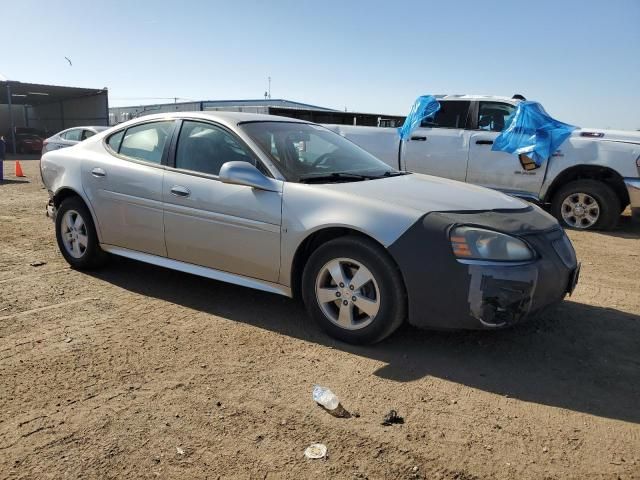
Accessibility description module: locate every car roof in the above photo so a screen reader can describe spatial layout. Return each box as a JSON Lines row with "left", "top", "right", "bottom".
{"left": 112, "top": 111, "right": 310, "bottom": 130}
{"left": 436, "top": 94, "right": 519, "bottom": 104}
{"left": 61, "top": 126, "right": 109, "bottom": 131}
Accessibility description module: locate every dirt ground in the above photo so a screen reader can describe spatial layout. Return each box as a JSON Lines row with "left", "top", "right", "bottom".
{"left": 1, "top": 160, "right": 639, "bottom": 479}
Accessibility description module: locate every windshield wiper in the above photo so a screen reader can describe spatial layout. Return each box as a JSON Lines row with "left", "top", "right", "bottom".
{"left": 298, "top": 172, "right": 376, "bottom": 183}
{"left": 298, "top": 170, "right": 410, "bottom": 184}
{"left": 381, "top": 170, "right": 410, "bottom": 177}
{"left": 298, "top": 170, "right": 410, "bottom": 183}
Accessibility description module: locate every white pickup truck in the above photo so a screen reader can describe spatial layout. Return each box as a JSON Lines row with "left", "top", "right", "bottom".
{"left": 326, "top": 95, "right": 640, "bottom": 230}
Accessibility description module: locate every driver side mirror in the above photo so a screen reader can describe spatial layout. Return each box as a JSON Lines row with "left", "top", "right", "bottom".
{"left": 218, "top": 161, "right": 280, "bottom": 192}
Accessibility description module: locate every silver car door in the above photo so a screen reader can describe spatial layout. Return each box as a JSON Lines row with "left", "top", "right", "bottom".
{"left": 82, "top": 120, "right": 176, "bottom": 256}
{"left": 401, "top": 100, "right": 472, "bottom": 182}
{"left": 162, "top": 120, "right": 282, "bottom": 282}
{"left": 467, "top": 101, "right": 545, "bottom": 197}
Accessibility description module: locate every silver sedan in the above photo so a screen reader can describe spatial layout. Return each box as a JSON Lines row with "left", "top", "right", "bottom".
{"left": 42, "top": 126, "right": 109, "bottom": 155}
{"left": 40, "top": 112, "right": 579, "bottom": 344}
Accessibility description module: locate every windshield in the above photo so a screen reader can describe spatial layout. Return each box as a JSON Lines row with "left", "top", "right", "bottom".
{"left": 240, "top": 121, "right": 398, "bottom": 182}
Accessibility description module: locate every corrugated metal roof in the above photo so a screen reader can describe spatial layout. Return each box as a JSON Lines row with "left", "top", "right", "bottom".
{"left": 112, "top": 98, "right": 339, "bottom": 112}
{"left": 203, "top": 99, "right": 338, "bottom": 111}
{"left": 0, "top": 80, "right": 107, "bottom": 106}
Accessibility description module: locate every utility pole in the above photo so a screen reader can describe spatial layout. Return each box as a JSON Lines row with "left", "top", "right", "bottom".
{"left": 268, "top": 76, "right": 271, "bottom": 100}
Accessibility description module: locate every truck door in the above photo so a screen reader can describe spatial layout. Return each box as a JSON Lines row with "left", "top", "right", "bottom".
{"left": 401, "top": 100, "right": 471, "bottom": 182}
{"left": 467, "top": 101, "right": 546, "bottom": 198}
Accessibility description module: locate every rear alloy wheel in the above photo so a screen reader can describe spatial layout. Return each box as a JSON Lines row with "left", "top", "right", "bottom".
{"left": 552, "top": 179, "right": 620, "bottom": 231}
{"left": 302, "top": 236, "right": 406, "bottom": 344}
{"left": 60, "top": 209, "right": 90, "bottom": 259}
{"left": 55, "top": 196, "right": 108, "bottom": 269}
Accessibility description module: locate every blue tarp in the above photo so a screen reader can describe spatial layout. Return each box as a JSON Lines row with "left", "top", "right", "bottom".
{"left": 492, "top": 101, "right": 576, "bottom": 167}
{"left": 398, "top": 95, "right": 440, "bottom": 141}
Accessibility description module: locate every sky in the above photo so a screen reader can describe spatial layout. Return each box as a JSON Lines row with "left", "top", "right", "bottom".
{"left": 3, "top": 0, "right": 640, "bottom": 129}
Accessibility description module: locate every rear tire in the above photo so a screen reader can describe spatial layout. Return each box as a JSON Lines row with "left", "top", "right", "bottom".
{"left": 551, "top": 179, "right": 620, "bottom": 231}
{"left": 55, "top": 196, "right": 108, "bottom": 269}
{"left": 302, "top": 236, "right": 406, "bottom": 344}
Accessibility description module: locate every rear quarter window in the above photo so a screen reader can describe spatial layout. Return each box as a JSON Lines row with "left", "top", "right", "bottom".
{"left": 106, "top": 130, "right": 124, "bottom": 152}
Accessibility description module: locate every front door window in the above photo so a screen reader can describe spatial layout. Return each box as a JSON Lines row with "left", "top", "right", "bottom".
{"left": 477, "top": 102, "right": 516, "bottom": 132}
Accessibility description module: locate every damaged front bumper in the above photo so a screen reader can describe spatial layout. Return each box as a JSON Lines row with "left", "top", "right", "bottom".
{"left": 389, "top": 207, "right": 579, "bottom": 330}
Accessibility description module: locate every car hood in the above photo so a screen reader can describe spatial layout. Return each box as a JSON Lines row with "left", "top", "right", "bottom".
{"left": 320, "top": 173, "right": 527, "bottom": 214}
{"left": 574, "top": 128, "right": 640, "bottom": 145}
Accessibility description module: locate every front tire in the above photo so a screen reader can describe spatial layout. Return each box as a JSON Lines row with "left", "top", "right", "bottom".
{"left": 302, "top": 236, "right": 406, "bottom": 344}
{"left": 551, "top": 179, "right": 620, "bottom": 230}
{"left": 55, "top": 197, "right": 108, "bottom": 269}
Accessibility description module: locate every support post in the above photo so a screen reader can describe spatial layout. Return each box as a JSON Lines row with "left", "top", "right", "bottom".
{"left": 7, "top": 83, "right": 17, "bottom": 155}
{"left": 59, "top": 101, "right": 65, "bottom": 130}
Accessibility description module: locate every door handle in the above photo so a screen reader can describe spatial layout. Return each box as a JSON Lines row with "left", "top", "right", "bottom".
{"left": 475, "top": 140, "right": 494, "bottom": 145}
{"left": 170, "top": 185, "right": 191, "bottom": 197}
{"left": 91, "top": 167, "right": 106, "bottom": 177}
{"left": 411, "top": 135, "right": 427, "bottom": 141}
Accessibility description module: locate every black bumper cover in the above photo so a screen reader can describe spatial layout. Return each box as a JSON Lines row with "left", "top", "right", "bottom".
{"left": 388, "top": 207, "right": 578, "bottom": 329}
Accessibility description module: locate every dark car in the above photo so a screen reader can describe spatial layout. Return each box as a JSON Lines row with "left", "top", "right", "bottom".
{"left": 5, "top": 127, "right": 45, "bottom": 154}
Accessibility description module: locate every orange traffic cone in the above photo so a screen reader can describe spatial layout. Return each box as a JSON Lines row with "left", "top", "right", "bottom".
{"left": 15, "top": 161, "right": 25, "bottom": 178}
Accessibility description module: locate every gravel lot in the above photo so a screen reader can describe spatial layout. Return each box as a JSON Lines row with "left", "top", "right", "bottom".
{"left": 1, "top": 160, "right": 639, "bottom": 479}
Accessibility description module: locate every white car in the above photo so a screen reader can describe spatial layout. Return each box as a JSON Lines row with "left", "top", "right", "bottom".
{"left": 42, "top": 126, "right": 109, "bottom": 155}
{"left": 328, "top": 95, "right": 640, "bottom": 230}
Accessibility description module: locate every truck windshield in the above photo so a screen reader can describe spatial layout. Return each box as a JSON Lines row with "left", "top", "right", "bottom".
{"left": 240, "top": 121, "right": 397, "bottom": 182}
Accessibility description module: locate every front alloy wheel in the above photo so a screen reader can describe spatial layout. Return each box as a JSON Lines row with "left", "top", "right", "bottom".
{"left": 315, "top": 257, "right": 380, "bottom": 330}
{"left": 552, "top": 179, "right": 620, "bottom": 231}
{"left": 302, "top": 236, "right": 406, "bottom": 344}
{"left": 560, "top": 192, "right": 600, "bottom": 229}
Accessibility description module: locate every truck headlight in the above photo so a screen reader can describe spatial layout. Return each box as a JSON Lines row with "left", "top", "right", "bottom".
{"left": 450, "top": 226, "right": 534, "bottom": 261}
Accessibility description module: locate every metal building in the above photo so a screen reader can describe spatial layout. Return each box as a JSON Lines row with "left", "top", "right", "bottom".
{"left": 109, "top": 99, "right": 404, "bottom": 128}
{"left": 1, "top": 80, "right": 109, "bottom": 153}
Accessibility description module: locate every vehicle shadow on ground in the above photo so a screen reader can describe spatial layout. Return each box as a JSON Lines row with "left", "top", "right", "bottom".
{"left": 595, "top": 214, "right": 640, "bottom": 239}
{"left": 92, "top": 257, "right": 640, "bottom": 424}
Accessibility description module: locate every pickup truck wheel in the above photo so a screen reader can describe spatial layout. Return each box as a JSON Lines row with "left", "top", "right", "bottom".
{"left": 552, "top": 179, "right": 620, "bottom": 230}
{"left": 55, "top": 197, "right": 108, "bottom": 269}
{"left": 302, "top": 236, "right": 406, "bottom": 345}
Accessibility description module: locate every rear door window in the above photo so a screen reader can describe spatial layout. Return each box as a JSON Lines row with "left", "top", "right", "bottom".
{"left": 62, "top": 129, "right": 82, "bottom": 141}
{"left": 119, "top": 121, "right": 174, "bottom": 164}
{"left": 421, "top": 101, "right": 471, "bottom": 129}
{"left": 477, "top": 102, "right": 516, "bottom": 132}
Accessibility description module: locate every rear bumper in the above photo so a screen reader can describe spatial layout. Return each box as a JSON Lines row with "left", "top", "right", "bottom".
{"left": 388, "top": 208, "right": 578, "bottom": 330}
{"left": 624, "top": 177, "right": 640, "bottom": 209}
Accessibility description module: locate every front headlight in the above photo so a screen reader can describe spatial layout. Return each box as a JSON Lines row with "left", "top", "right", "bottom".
{"left": 450, "top": 226, "right": 534, "bottom": 261}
